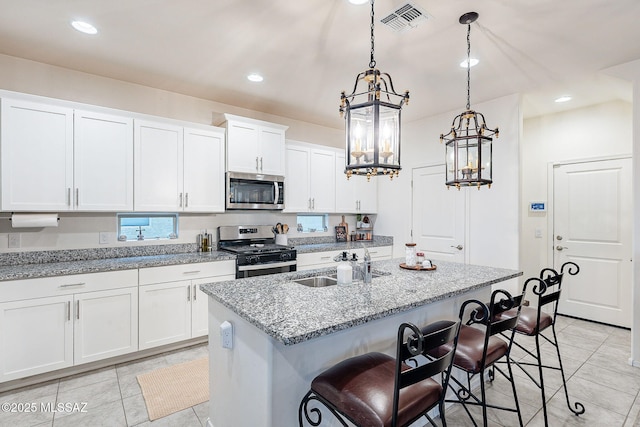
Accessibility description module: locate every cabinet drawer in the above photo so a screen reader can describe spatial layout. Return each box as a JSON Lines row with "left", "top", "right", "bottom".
{"left": 139, "top": 260, "right": 235, "bottom": 285}
{"left": 297, "top": 252, "right": 337, "bottom": 270}
{"left": 0, "top": 269, "right": 138, "bottom": 303}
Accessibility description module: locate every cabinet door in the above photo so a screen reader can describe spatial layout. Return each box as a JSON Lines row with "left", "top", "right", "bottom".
{"left": 73, "top": 287, "right": 138, "bottom": 365}
{"left": 139, "top": 281, "right": 191, "bottom": 350}
{"left": 134, "top": 120, "right": 184, "bottom": 211}
{"left": 335, "top": 153, "right": 358, "bottom": 213}
{"left": 191, "top": 275, "right": 233, "bottom": 338}
{"left": 74, "top": 110, "right": 134, "bottom": 211}
{"left": 259, "top": 127, "right": 285, "bottom": 175}
{"left": 226, "top": 121, "right": 259, "bottom": 173}
{"left": 354, "top": 176, "right": 378, "bottom": 213}
{"left": 183, "top": 127, "right": 225, "bottom": 212}
{"left": 310, "top": 149, "right": 335, "bottom": 212}
{"left": 0, "top": 295, "right": 73, "bottom": 382}
{"left": 284, "top": 145, "right": 311, "bottom": 212}
{"left": 1, "top": 98, "right": 73, "bottom": 211}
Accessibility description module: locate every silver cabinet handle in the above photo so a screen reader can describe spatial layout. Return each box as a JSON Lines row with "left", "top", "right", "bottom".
{"left": 183, "top": 270, "right": 201, "bottom": 275}
{"left": 76, "top": 300, "right": 80, "bottom": 320}
{"left": 185, "top": 192, "right": 189, "bottom": 208}
{"left": 256, "top": 157, "right": 259, "bottom": 172}
{"left": 450, "top": 245, "right": 463, "bottom": 251}
{"left": 312, "top": 198, "right": 315, "bottom": 209}
{"left": 59, "top": 282, "right": 86, "bottom": 288}
{"left": 193, "top": 284, "right": 197, "bottom": 301}
{"left": 179, "top": 192, "right": 183, "bottom": 207}
{"left": 260, "top": 157, "right": 263, "bottom": 172}
{"left": 66, "top": 301, "right": 71, "bottom": 321}
{"left": 308, "top": 198, "right": 311, "bottom": 210}
{"left": 187, "top": 286, "right": 191, "bottom": 301}
{"left": 75, "top": 188, "right": 79, "bottom": 207}
{"left": 67, "top": 188, "right": 71, "bottom": 206}
{"left": 320, "top": 256, "right": 332, "bottom": 260}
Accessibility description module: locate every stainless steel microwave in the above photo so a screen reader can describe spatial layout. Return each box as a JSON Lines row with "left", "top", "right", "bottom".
{"left": 226, "top": 172, "right": 285, "bottom": 210}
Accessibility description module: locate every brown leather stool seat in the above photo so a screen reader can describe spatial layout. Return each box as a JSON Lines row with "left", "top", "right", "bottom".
{"left": 430, "top": 325, "right": 508, "bottom": 373}
{"left": 311, "top": 352, "right": 441, "bottom": 427}
{"left": 496, "top": 307, "right": 552, "bottom": 336}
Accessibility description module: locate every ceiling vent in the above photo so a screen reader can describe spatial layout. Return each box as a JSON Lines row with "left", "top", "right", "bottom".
{"left": 380, "top": 2, "right": 430, "bottom": 33}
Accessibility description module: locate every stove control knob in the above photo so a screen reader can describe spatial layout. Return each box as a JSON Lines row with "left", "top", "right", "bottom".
{"left": 280, "top": 252, "right": 291, "bottom": 261}
{"left": 247, "top": 255, "right": 259, "bottom": 265}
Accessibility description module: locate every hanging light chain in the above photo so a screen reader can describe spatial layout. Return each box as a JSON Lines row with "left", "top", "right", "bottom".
{"left": 369, "top": 0, "right": 376, "bottom": 68}
{"left": 466, "top": 22, "right": 471, "bottom": 110}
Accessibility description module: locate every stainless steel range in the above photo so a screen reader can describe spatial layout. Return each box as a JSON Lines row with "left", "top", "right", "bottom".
{"left": 218, "top": 225, "right": 297, "bottom": 279}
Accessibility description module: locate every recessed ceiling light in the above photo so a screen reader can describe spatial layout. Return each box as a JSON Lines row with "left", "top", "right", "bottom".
{"left": 71, "top": 20, "right": 98, "bottom": 35}
{"left": 459, "top": 58, "right": 479, "bottom": 68}
{"left": 555, "top": 95, "right": 572, "bottom": 103}
{"left": 348, "top": 0, "right": 369, "bottom": 4}
{"left": 247, "top": 73, "right": 264, "bottom": 82}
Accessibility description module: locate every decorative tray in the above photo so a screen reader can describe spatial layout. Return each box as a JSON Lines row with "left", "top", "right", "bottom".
{"left": 399, "top": 263, "right": 437, "bottom": 271}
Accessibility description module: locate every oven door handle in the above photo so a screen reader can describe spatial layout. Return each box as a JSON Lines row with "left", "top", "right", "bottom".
{"left": 274, "top": 181, "right": 279, "bottom": 205}
{"left": 238, "top": 260, "right": 297, "bottom": 271}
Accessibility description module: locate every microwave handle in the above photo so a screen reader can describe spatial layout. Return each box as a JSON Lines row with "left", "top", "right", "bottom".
{"left": 274, "top": 181, "right": 280, "bottom": 205}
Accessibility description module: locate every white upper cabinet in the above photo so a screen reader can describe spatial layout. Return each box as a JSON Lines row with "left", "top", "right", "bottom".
{"left": 134, "top": 120, "right": 184, "bottom": 212}
{"left": 183, "top": 127, "right": 225, "bottom": 212}
{"left": 224, "top": 114, "right": 287, "bottom": 175}
{"left": 284, "top": 142, "right": 335, "bottom": 213}
{"left": 335, "top": 153, "right": 378, "bottom": 213}
{"left": 135, "top": 120, "right": 226, "bottom": 213}
{"left": 74, "top": 110, "right": 134, "bottom": 211}
{"left": 1, "top": 98, "right": 74, "bottom": 211}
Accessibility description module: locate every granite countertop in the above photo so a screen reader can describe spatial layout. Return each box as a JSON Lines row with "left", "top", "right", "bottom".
{"left": 0, "top": 251, "right": 235, "bottom": 282}
{"left": 200, "top": 258, "right": 522, "bottom": 346}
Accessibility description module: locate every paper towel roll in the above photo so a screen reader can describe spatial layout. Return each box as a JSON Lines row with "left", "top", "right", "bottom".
{"left": 11, "top": 213, "right": 59, "bottom": 228}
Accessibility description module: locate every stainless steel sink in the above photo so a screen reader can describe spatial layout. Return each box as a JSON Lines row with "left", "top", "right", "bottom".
{"left": 327, "top": 272, "right": 385, "bottom": 280}
{"left": 293, "top": 276, "right": 338, "bottom": 287}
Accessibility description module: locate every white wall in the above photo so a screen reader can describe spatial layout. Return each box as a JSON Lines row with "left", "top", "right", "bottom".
{"left": 375, "top": 93, "right": 521, "bottom": 285}
{"left": 520, "top": 101, "right": 632, "bottom": 281}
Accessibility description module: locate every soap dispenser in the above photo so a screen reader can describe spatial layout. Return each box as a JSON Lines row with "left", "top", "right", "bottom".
{"left": 336, "top": 251, "right": 353, "bottom": 286}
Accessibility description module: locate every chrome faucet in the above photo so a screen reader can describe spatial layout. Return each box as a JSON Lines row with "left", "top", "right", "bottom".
{"left": 362, "top": 248, "right": 372, "bottom": 284}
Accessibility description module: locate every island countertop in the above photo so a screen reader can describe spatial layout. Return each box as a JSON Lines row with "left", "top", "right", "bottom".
{"left": 200, "top": 258, "right": 522, "bottom": 345}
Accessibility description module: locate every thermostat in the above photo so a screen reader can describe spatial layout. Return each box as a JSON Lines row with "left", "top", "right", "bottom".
{"left": 529, "top": 201, "right": 546, "bottom": 212}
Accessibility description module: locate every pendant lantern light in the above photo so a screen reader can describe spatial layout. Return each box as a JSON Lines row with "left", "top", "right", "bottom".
{"left": 441, "top": 12, "right": 498, "bottom": 189}
{"left": 340, "top": 0, "right": 410, "bottom": 181}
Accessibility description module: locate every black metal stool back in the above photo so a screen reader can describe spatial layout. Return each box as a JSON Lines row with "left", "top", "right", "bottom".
{"left": 441, "top": 289, "right": 526, "bottom": 427}
{"left": 506, "top": 262, "right": 585, "bottom": 426}
{"left": 298, "top": 315, "right": 466, "bottom": 427}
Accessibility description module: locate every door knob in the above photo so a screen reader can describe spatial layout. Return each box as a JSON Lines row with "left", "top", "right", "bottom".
{"left": 451, "top": 245, "right": 463, "bottom": 251}
{"left": 556, "top": 235, "right": 563, "bottom": 241}
{"left": 556, "top": 245, "right": 568, "bottom": 251}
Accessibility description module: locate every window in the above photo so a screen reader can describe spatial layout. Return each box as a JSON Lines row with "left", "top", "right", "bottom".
{"left": 296, "top": 214, "right": 328, "bottom": 233}
{"left": 117, "top": 213, "right": 178, "bottom": 241}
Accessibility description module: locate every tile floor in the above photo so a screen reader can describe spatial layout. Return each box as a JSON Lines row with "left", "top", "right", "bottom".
{"left": 0, "top": 315, "right": 638, "bottom": 426}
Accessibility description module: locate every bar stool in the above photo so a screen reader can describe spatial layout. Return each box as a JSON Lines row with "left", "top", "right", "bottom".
{"left": 429, "top": 289, "right": 525, "bottom": 427}
{"left": 497, "top": 262, "right": 585, "bottom": 426}
{"left": 297, "top": 303, "right": 481, "bottom": 427}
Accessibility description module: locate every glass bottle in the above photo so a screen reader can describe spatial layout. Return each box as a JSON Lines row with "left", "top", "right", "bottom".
{"left": 405, "top": 243, "right": 417, "bottom": 266}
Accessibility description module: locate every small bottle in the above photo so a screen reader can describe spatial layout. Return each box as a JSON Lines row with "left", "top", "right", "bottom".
{"left": 405, "top": 243, "right": 417, "bottom": 266}
{"left": 350, "top": 253, "right": 360, "bottom": 284}
{"left": 337, "top": 252, "right": 352, "bottom": 286}
{"left": 416, "top": 252, "right": 425, "bottom": 265}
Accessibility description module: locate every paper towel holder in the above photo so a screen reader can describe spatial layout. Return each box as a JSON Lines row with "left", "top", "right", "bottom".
{"left": 9, "top": 213, "right": 60, "bottom": 228}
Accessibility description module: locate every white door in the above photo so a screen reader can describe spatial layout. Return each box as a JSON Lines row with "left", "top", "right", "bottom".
{"left": 226, "top": 121, "right": 259, "bottom": 173}
{"left": 183, "top": 127, "right": 225, "bottom": 212}
{"left": 412, "top": 165, "right": 466, "bottom": 263}
{"left": 0, "top": 295, "right": 73, "bottom": 381}
{"left": 310, "top": 148, "right": 335, "bottom": 212}
{"left": 74, "top": 110, "right": 134, "bottom": 211}
{"left": 553, "top": 158, "right": 632, "bottom": 327}
{"left": 134, "top": 120, "right": 184, "bottom": 211}
{"left": 353, "top": 176, "right": 378, "bottom": 214}
{"left": 259, "top": 127, "right": 286, "bottom": 175}
{"left": 74, "top": 287, "right": 138, "bottom": 365}
{"left": 0, "top": 98, "right": 74, "bottom": 211}
{"left": 335, "top": 153, "right": 358, "bottom": 213}
{"left": 139, "top": 281, "right": 191, "bottom": 350}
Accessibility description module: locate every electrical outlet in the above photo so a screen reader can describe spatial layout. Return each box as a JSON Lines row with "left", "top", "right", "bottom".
{"left": 220, "top": 321, "right": 233, "bottom": 349}
{"left": 99, "top": 232, "right": 109, "bottom": 244}
{"left": 8, "top": 233, "right": 20, "bottom": 248}
{"left": 534, "top": 228, "right": 543, "bottom": 238}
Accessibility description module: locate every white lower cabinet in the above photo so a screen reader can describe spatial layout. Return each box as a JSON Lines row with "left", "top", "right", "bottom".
{"left": 297, "top": 246, "right": 392, "bottom": 271}
{"left": 138, "top": 261, "right": 235, "bottom": 350}
{"left": 0, "top": 270, "right": 138, "bottom": 382}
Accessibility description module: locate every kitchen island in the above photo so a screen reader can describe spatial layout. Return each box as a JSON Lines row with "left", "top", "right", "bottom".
{"left": 200, "top": 258, "right": 522, "bottom": 427}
